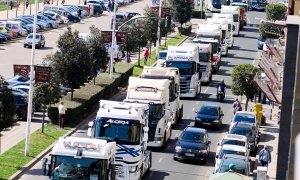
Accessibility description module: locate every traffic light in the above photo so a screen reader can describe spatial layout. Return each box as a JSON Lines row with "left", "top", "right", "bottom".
{"left": 165, "top": 16, "right": 171, "bottom": 28}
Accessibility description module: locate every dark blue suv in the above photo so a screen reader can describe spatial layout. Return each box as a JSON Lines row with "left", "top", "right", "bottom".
{"left": 195, "top": 104, "right": 224, "bottom": 129}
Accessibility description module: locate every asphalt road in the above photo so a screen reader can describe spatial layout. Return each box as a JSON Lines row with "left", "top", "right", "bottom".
{"left": 18, "top": 9, "right": 265, "bottom": 180}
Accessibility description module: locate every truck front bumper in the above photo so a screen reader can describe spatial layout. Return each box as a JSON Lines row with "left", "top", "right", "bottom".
{"left": 180, "top": 89, "right": 197, "bottom": 98}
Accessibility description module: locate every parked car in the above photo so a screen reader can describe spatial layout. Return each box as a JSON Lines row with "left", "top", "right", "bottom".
{"left": 43, "top": 11, "right": 68, "bottom": 24}
{"left": 229, "top": 122, "right": 259, "bottom": 153}
{"left": 215, "top": 154, "right": 251, "bottom": 176}
{"left": 231, "top": 111, "right": 259, "bottom": 140}
{"left": 0, "top": 25, "right": 15, "bottom": 38}
{"left": 195, "top": 104, "right": 224, "bottom": 129}
{"left": 127, "top": 12, "right": 141, "bottom": 19}
{"left": 12, "top": 91, "right": 28, "bottom": 121}
{"left": 251, "top": 0, "right": 267, "bottom": 11}
{"left": 5, "top": 75, "right": 29, "bottom": 85}
{"left": 20, "top": 17, "right": 45, "bottom": 30}
{"left": 24, "top": 33, "right": 46, "bottom": 49}
{"left": 258, "top": 36, "right": 267, "bottom": 50}
{"left": 87, "top": 0, "right": 104, "bottom": 15}
{"left": 0, "top": 32, "right": 12, "bottom": 40}
{"left": 174, "top": 127, "right": 211, "bottom": 163}
{"left": 156, "top": 50, "right": 168, "bottom": 67}
{"left": 214, "top": 144, "right": 249, "bottom": 172}
{"left": 37, "top": 14, "right": 59, "bottom": 28}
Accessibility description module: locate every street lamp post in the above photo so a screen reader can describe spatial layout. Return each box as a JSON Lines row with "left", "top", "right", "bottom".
{"left": 25, "top": 0, "right": 38, "bottom": 157}
{"left": 155, "top": 0, "right": 163, "bottom": 57}
{"left": 110, "top": 1, "right": 118, "bottom": 79}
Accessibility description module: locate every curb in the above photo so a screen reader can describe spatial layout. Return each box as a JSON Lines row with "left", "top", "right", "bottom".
{"left": 9, "top": 118, "right": 91, "bottom": 180}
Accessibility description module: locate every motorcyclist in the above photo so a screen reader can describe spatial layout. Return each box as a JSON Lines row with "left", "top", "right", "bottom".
{"left": 217, "top": 80, "right": 227, "bottom": 95}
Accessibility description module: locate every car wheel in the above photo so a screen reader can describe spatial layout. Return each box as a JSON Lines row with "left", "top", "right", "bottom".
{"left": 42, "top": 42, "right": 45, "bottom": 48}
{"left": 217, "top": 121, "right": 222, "bottom": 130}
{"left": 173, "top": 156, "right": 178, "bottom": 161}
{"left": 13, "top": 113, "right": 20, "bottom": 123}
{"left": 73, "top": 19, "right": 78, "bottom": 23}
{"left": 36, "top": 44, "right": 41, "bottom": 49}
{"left": 24, "top": 44, "right": 26, "bottom": 48}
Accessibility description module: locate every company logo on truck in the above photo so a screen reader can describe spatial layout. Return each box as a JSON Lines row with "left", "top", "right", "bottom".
{"left": 107, "top": 119, "right": 130, "bottom": 125}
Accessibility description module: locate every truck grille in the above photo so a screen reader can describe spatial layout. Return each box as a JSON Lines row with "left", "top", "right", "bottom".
{"left": 114, "top": 165, "right": 125, "bottom": 178}
{"left": 199, "top": 65, "right": 207, "bottom": 72}
{"left": 148, "top": 121, "right": 158, "bottom": 141}
{"left": 180, "top": 80, "right": 191, "bottom": 94}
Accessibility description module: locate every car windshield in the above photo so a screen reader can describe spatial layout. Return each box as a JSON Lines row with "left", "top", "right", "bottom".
{"left": 199, "top": 106, "right": 218, "bottom": 116}
{"left": 199, "top": 52, "right": 210, "bottom": 62}
{"left": 219, "top": 149, "right": 246, "bottom": 159}
{"left": 51, "top": 155, "right": 108, "bottom": 179}
{"left": 166, "top": 61, "right": 195, "bottom": 75}
{"left": 219, "top": 158, "right": 247, "bottom": 175}
{"left": 234, "top": 114, "right": 255, "bottom": 123}
{"left": 180, "top": 131, "right": 205, "bottom": 143}
{"left": 158, "top": 52, "right": 167, "bottom": 60}
{"left": 222, "top": 139, "right": 245, "bottom": 147}
{"left": 94, "top": 118, "right": 141, "bottom": 145}
{"left": 27, "top": 34, "right": 40, "bottom": 39}
{"left": 230, "top": 127, "right": 253, "bottom": 137}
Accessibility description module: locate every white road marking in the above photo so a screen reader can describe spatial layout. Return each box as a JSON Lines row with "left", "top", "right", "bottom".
{"left": 158, "top": 158, "right": 163, "bottom": 163}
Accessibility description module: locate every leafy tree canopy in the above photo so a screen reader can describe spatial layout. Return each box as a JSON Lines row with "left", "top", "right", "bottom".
{"left": 266, "top": 3, "right": 287, "bottom": 21}
{"left": 170, "top": 0, "right": 192, "bottom": 26}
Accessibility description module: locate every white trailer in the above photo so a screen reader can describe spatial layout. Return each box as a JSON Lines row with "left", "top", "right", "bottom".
{"left": 125, "top": 77, "right": 172, "bottom": 148}
{"left": 206, "top": 18, "right": 229, "bottom": 55}
{"left": 87, "top": 100, "right": 151, "bottom": 180}
{"left": 165, "top": 46, "right": 201, "bottom": 98}
{"left": 221, "top": 5, "right": 240, "bottom": 36}
{"left": 45, "top": 136, "right": 116, "bottom": 180}
{"left": 141, "top": 66, "right": 183, "bottom": 125}
{"left": 212, "top": 13, "right": 235, "bottom": 48}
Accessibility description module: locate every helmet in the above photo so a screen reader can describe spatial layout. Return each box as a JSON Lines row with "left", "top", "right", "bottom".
{"left": 221, "top": 79, "right": 224, "bottom": 83}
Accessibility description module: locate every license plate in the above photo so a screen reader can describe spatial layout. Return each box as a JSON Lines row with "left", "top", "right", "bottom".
{"left": 185, "top": 153, "right": 194, "bottom": 157}
{"left": 203, "top": 122, "right": 211, "bottom": 125}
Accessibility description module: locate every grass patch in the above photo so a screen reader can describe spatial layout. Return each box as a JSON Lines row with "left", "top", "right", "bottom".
{"left": 0, "top": 124, "right": 69, "bottom": 179}
{"left": 132, "top": 34, "right": 187, "bottom": 77}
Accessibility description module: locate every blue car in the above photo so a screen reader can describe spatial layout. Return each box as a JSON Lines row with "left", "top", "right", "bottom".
{"left": 87, "top": 0, "right": 104, "bottom": 15}
{"left": 194, "top": 104, "right": 224, "bottom": 129}
{"left": 37, "top": 14, "right": 58, "bottom": 28}
{"left": 17, "top": 17, "right": 41, "bottom": 31}
{"left": 174, "top": 127, "right": 211, "bottom": 162}
{"left": 5, "top": 75, "right": 29, "bottom": 85}
{"left": 66, "top": 12, "right": 80, "bottom": 23}
{"left": 0, "top": 32, "right": 12, "bottom": 40}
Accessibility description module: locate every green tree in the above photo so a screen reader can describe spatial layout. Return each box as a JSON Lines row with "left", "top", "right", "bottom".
{"left": 0, "top": 75, "right": 16, "bottom": 132}
{"left": 170, "top": 0, "right": 192, "bottom": 28}
{"left": 51, "top": 27, "right": 92, "bottom": 100}
{"left": 88, "top": 25, "right": 108, "bottom": 85}
{"left": 259, "top": 21, "right": 284, "bottom": 38}
{"left": 266, "top": 3, "right": 287, "bottom": 21}
{"left": 231, "top": 64, "right": 258, "bottom": 110}
{"left": 33, "top": 83, "right": 61, "bottom": 133}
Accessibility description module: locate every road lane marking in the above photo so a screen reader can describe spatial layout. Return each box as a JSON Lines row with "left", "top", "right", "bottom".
{"left": 158, "top": 158, "right": 163, "bottom": 163}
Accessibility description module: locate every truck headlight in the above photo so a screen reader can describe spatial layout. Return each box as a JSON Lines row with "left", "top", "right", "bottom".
{"left": 129, "top": 165, "right": 138, "bottom": 173}
{"left": 175, "top": 146, "right": 182, "bottom": 152}
{"left": 199, "top": 149, "right": 207, "bottom": 154}
{"left": 154, "top": 137, "right": 163, "bottom": 141}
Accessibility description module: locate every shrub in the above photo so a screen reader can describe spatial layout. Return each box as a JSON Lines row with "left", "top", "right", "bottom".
{"left": 178, "top": 23, "right": 192, "bottom": 36}
{"left": 259, "top": 21, "right": 284, "bottom": 38}
{"left": 266, "top": 3, "right": 287, "bottom": 21}
{"left": 47, "top": 62, "right": 133, "bottom": 125}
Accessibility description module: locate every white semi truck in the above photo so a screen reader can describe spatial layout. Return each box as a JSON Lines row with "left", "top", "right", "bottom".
{"left": 165, "top": 46, "right": 201, "bottom": 98}
{"left": 87, "top": 100, "right": 151, "bottom": 180}
{"left": 212, "top": 13, "right": 235, "bottom": 48}
{"left": 205, "top": 0, "right": 228, "bottom": 12}
{"left": 193, "top": 37, "right": 221, "bottom": 73}
{"left": 197, "top": 23, "right": 228, "bottom": 56}
{"left": 141, "top": 66, "right": 183, "bottom": 125}
{"left": 221, "top": 5, "right": 241, "bottom": 36}
{"left": 196, "top": 44, "right": 213, "bottom": 85}
{"left": 125, "top": 77, "right": 172, "bottom": 148}
{"left": 45, "top": 136, "right": 116, "bottom": 180}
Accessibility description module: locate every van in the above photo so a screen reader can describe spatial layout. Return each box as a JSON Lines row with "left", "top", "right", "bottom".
{"left": 7, "top": 20, "right": 22, "bottom": 36}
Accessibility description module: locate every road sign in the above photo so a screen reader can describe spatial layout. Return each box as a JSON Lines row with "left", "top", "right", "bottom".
{"left": 151, "top": 7, "right": 171, "bottom": 18}
{"left": 34, "top": 66, "right": 51, "bottom": 83}
{"left": 13, "top": 64, "right": 30, "bottom": 79}
{"left": 102, "top": 31, "right": 127, "bottom": 44}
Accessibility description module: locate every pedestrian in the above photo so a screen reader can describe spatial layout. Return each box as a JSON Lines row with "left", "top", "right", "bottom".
{"left": 108, "top": 0, "right": 112, "bottom": 12}
{"left": 26, "top": 0, "right": 29, "bottom": 9}
{"left": 58, "top": 101, "right": 67, "bottom": 129}
{"left": 233, "top": 98, "right": 242, "bottom": 114}
{"left": 10, "top": 1, "right": 13, "bottom": 10}
{"left": 61, "top": 0, "right": 65, "bottom": 5}
{"left": 87, "top": 5, "right": 91, "bottom": 16}
{"left": 111, "top": 0, "right": 114, "bottom": 11}
{"left": 259, "top": 145, "right": 271, "bottom": 167}
{"left": 84, "top": 0, "right": 86, "bottom": 5}
{"left": 143, "top": 47, "right": 149, "bottom": 65}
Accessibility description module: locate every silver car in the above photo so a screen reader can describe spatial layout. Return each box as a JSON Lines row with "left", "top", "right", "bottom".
{"left": 24, "top": 33, "right": 46, "bottom": 49}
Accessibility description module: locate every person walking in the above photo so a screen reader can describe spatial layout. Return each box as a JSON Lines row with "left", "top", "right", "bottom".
{"left": 108, "top": 0, "right": 112, "bottom": 12}
{"left": 61, "top": 0, "right": 65, "bottom": 5}
{"left": 143, "top": 47, "right": 149, "bottom": 65}
{"left": 10, "top": 1, "right": 13, "bottom": 10}
{"left": 25, "top": 0, "right": 29, "bottom": 8}
{"left": 58, "top": 101, "right": 67, "bottom": 129}
{"left": 233, "top": 98, "right": 242, "bottom": 114}
{"left": 259, "top": 145, "right": 271, "bottom": 167}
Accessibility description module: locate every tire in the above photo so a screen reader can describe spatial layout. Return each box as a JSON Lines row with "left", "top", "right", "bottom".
{"left": 217, "top": 121, "right": 222, "bottom": 130}
{"left": 194, "top": 121, "right": 199, "bottom": 127}
{"left": 36, "top": 44, "right": 41, "bottom": 49}
{"left": 42, "top": 43, "right": 45, "bottom": 48}
{"left": 73, "top": 19, "right": 78, "bottom": 23}
{"left": 24, "top": 44, "right": 26, "bottom": 48}
{"left": 173, "top": 157, "right": 178, "bottom": 161}
{"left": 13, "top": 114, "right": 20, "bottom": 123}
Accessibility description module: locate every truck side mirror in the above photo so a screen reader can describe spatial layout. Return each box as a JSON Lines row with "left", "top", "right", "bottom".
{"left": 143, "top": 127, "right": 149, "bottom": 133}
{"left": 87, "top": 128, "right": 92, "bottom": 137}
{"left": 143, "top": 133, "right": 148, "bottom": 142}
{"left": 88, "top": 121, "right": 94, "bottom": 127}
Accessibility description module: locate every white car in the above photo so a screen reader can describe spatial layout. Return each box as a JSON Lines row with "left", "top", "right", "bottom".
{"left": 156, "top": 50, "right": 168, "bottom": 67}
{"left": 214, "top": 144, "right": 249, "bottom": 172}
{"left": 216, "top": 134, "right": 249, "bottom": 160}
{"left": 44, "top": 11, "right": 69, "bottom": 24}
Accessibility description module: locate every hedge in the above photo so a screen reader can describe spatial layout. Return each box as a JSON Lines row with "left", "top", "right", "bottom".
{"left": 47, "top": 62, "right": 133, "bottom": 124}
{"left": 178, "top": 23, "right": 193, "bottom": 36}
{"left": 192, "top": 10, "right": 205, "bottom": 19}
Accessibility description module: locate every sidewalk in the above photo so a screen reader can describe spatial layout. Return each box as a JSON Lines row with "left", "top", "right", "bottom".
{"left": 241, "top": 100, "right": 279, "bottom": 180}
{"left": 0, "top": 0, "right": 79, "bottom": 20}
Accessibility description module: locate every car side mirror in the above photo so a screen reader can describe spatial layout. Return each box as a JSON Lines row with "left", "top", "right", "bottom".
{"left": 207, "top": 140, "right": 211, "bottom": 145}
{"left": 87, "top": 128, "right": 92, "bottom": 137}
{"left": 215, "top": 155, "right": 219, "bottom": 159}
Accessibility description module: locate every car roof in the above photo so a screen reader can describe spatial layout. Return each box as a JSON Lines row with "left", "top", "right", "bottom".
{"left": 200, "top": 104, "right": 220, "bottom": 108}
{"left": 235, "top": 111, "right": 255, "bottom": 116}
{"left": 223, "top": 154, "right": 247, "bottom": 161}
{"left": 159, "top": 50, "right": 168, "bottom": 53}
{"left": 116, "top": 12, "right": 128, "bottom": 16}
{"left": 221, "top": 144, "right": 247, "bottom": 152}
{"left": 184, "top": 127, "right": 207, "bottom": 134}
{"left": 223, "top": 134, "right": 247, "bottom": 141}
{"left": 232, "top": 122, "right": 254, "bottom": 129}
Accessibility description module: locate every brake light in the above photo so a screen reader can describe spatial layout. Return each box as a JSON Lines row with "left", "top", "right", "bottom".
{"left": 212, "top": 56, "right": 219, "bottom": 62}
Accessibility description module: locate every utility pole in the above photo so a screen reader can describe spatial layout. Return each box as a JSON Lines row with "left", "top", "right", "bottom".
{"left": 155, "top": 0, "right": 163, "bottom": 57}
{"left": 25, "top": 0, "right": 38, "bottom": 157}
{"left": 6, "top": 0, "right": 9, "bottom": 19}
{"left": 110, "top": 1, "right": 117, "bottom": 79}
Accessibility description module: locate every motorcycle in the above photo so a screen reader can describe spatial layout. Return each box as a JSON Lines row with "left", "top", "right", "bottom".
{"left": 217, "top": 86, "right": 225, "bottom": 102}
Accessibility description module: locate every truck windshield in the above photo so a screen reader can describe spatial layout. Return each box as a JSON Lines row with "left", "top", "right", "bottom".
{"left": 233, "top": 14, "right": 239, "bottom": 22}
{"left": 50, "top": 155, "right": 107, "bottom": 180}
{"left": 198, "top": 41, "right": 219, "bottom": 54}
{"left": 222, "top": 30, "right": 226, "bottom": 43}
{"left": 166, "top": 61, "right": 195, "bottom": 75}
{"left": 94, "top": 118, "right": 141, "bottom": 145}
{"left": 212, "top": 0, "right": 221, "bottom": 9}
{"left": 199, "top": 52, "right": 210, "bottom": 62}
{"left": 149, "top": 104, "right": 164, "bottom": 120}
{"left": 158, "top": 52, "right": 167, "bottom": 60}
